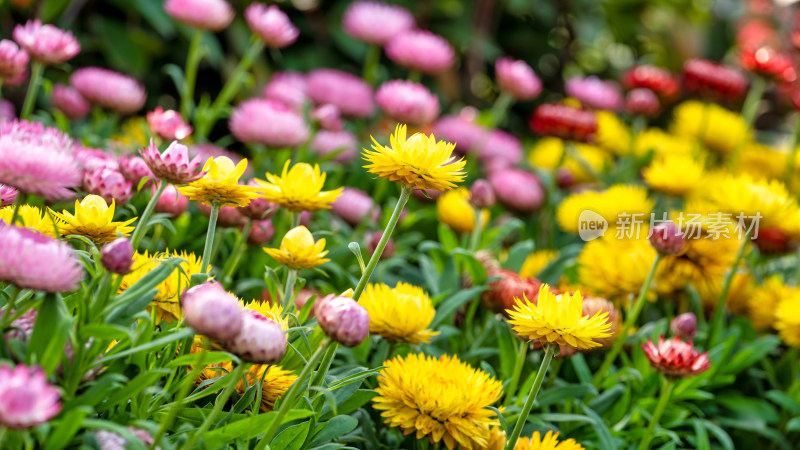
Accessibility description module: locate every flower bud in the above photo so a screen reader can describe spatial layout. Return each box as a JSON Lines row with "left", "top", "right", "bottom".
{"left": 155, "top": 184, "right": 189, "bottom": 218}
{"left": 625, "top": 88, "right": 660, "bottom": 117}
{"left": 556, "top": 168, "right": 576, "bottom": 189}
{"left": 225, "top": 309, "right": 287, "bottom": 364}
{"left": 469, "top": 179, "right": 495, "bottom": 209}
{"left": 366, "top": 231, "right": 395, "bottom": 259}
{"left": 101, "top": 238, "right": 134, "bottom": 274}
{"left": 247, "top": 219, "right": 275, "bottom": 246}
{"left": 0, "top": 184, "right": 18, "bottom": 207}
{"left": 315, "top": 295, "right": 370, "bottom": 347}
{"left": 241, "top": 179, "right": 276, "bottom": 220}
{"left": 332, "top": 187, "right": 379, "bottom": 226}
{"left": 488, "top": 168, "right": 545, "bottom": 213}
{"left": 670, "top": 312, "right": 698, "bottom": 340}
{"left": 182, "top": 282, "right": 243, "bottom": 341}
{"left": 649, "top": 221, "right": 686, "bottom": 255}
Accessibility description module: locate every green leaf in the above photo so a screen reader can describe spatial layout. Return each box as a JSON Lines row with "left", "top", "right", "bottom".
{"left": 28, "top": 295, "right": 71, "bottom": 375}
{"left": 570, "top": 353, "right": 592, "bottom": 384}
{"left": 452, "top": 248, "right": 487, "bottom": 286}
{"left": 272, "top": 420, "right": 311, "bottom": 450}
{"left": 103, "top": 368, "right": 170, "bottom": 407}
{"left": 786, "top": 417, "right": 800, "bottom": 432}
{"left": 766, "top": 390, "right": 800, "bottom": 415}
{"left": 328, "top": 367, "right": 385, "bottom": 390}
{"left": 323, "top": 389, "right": 377, "bottom": 419}
{"left": 112, "top": 257, "right": 182, "bottom": 305}
{"left": 537, "top": 384, "right": 596, "bottom": 407}
{"left": 495, "top": 322, "right": 516, "bottom": 380}
{"left": 65, "top": 374, "right": 128, "bottom": 411}
{"left": 79, "top": 324, "right": 129, "bottom": 342}
{"left": 201, "top": 409, "right": 314, "bottom": 448}
{"left": 580, "top": 404, "right": 615, "bottom": 450}
{"left": 167, "top": 351, "right": 232, "bottom": 369}
{"left": 691, "top": 419, "right": 711, "bottom": 450}
{"left": 431, "top": 286, "right": 486, "bottom": 328}
{"left": 309, "top": 416, "right": 358, "bottom": 446}
{"left": 44, "top": 406, "right": 92, "bottom": 450}
{"left": 438, "top": 223, "right": 459, "bottom": 252}
{"left": 97, "top": 328, "right": 195, "bottom": 366}
{"left": 502, "top": 239, "right": 535, "bottom": 272}
{"left": 721, "top": 335, "right": 781, "bottom": 375}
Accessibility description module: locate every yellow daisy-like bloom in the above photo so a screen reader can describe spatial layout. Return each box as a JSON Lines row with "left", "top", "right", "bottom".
{"left": 177, "top": 156, "right": 261, "bottom": 207}
{"left": 775, "top": 293, "right": 800, "bottom": 347}
{"left": 240, "top": 299, "right": 288, "bottom": 331}
{"left": 577, "top": 234, "right": 657, "bottom": 301}
{"left": 507, "top": 284, "right": 611, "bottom": 349}
{"left": 112, "top": 116, "right": 150, "bottom": 149}
{"left": 53, "top": 195, "right": 136, "bottom": 245}
{"left": 363, "top": 124, "right": 466, "bottom": 191}
{"left": 0, "top": 205, "right": 56, "bottom": 236}
{"left": 190, "top": 341, "right": 234, "bottom": 384}
{"left": 119, "top": 250, "right": 206, "bottom": 322}
{"left": 594, "top": 111, "right": 630, "bottom": 156}
{"left": 238, "top": 364, "right": 298, "bottom": 411}
{"left": 634, "top": 128, "right": 696, "bottom": 158}
{"left": 747, "top": 276, "right": 798, "bottom": 330}
{"left": 372, "top": 352, "right": 502, "bottom": 449}
{"left": 556, "top": 185, "right": 653, "bottom": 235}
{"left": 528, "top": 138, "right": 610, "bottom": 184}
{"left": 519, "top": 249, "right": 559, "bottom": 279}
{"left": 359, "top": 282, "right": 439, "bottom": 344}
{"left": 727, "top": 272, "right": 755, "bottom": 317}
{"left": 671, "top": 100, "right": 749, "bottom": 155}
{"left": 264, "top": 225, "right": 329, "bottom": 270}
{"left": 642, "top": 153, "right": 705, "bottom": 197}
{"left": 437, "top": 188, "right": 489, "bottom": 234}
{"left": 515, "top": 431, "right": 585, "bottom": 450}
{"left": 256, "top": 161, "right": 343, "bottom": 212}
{"left": 741, "top": 143, "right": 787, "bottom": 181}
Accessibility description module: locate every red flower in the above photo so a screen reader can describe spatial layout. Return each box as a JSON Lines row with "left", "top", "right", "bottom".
{"left": 529, "top": 103, "right": 597, "bottom": 143}
{"left": 682, "top": 59, "right": 748, "bottom": 101}
{"left": 740, "top": 45, "right": 797, "bottom": 84}
{"left": 642, "top": 336, "right": 710, "bottom": 378}
{"left": 622, "top": 65, "right": 680, "bottom": 99}
{"left": 482, "top": 270, "right": 551, "bottom": 315}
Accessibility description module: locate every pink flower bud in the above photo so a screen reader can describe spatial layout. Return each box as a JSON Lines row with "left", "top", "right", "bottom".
{"left": 164, "top": 0, "right": 234, "bottom": 31}
{"left": 245, "top": 4, "right": 299, "bottom": 49}
{"left": 241, "top": 179, "right": 276, "bottom": 220}
{"left": 556, "top": 168, "right": 576, "bottom": 189}
{"left": 0, "top": 363, "right": 62, "bottom": 429}
{"left": 0, "top": 100, "right": 14, "bottom": 123}
{"left": 565, "top": 76, "right": 623, "bottom": 111}
{"left": 625, "top": 88, "right": 660, "bottom": 117}
{"left": 12, "top": 20, "right": 79, "bottom": 64}
{"left": 488, "top": 168, "right": 544, "bottom": 213}
{"left": 0, "top": 184, "right": 18, "bottom": 207}
{"left": 385, "top": 30, "right": 455, "bottom": 75}
{"left": 331, "top": 187, "right": 379, "bottom": 226}
{"left": 51, "top": 84, "right": 90, "bottom": 120}
{"left": 0, "top": 39, "right": 29, "bottom": 78}
{"left": 225, "top": 309, "right": 286, "bottom": 363}
{"left": 315, "top": 295, "right": 369, "bottom": 347}
{"left": 117, "top": 155, "right": 154, "bottom": 188}
{"left": 229, "top": 98, "right": 310, "bottom": 148}
{"left": 83, "top": 167, "right": 133, "bottom": 205}
{"left": 299, "top": 210, "right": 312, "bottom": 227}
{"left": 649, "top": 221, "right": 686, "bottom": 255}
{"left": 469, "top": 179, "right": 495, "bottom": 209}
{"left": 375, "top": 79, "right": 440, "bottom": 126}
{"left": 495, "top": 57, "right": 542, "bottom": 101}
{"left": 263, "top": 71, "right": 308, "bottom": 111}
{"left": 154, "top": 184, "right": 189, "bottom": 218}
{"left": 146, "top": 107, "right": 192, "bottom": 141}
{"left": 294, "top": 287, "right": 319, "bottom": 314}
{"left": 182, "top": 282, "right": 243, "bottom": 341}
{"left": 101, "top": 238, "right": 134, "bottom": 274}
{"left": 366, "top": 231, "right": 395, "bottom": 259}
{"left": 310, "top": 130, "right": 358, "bottom": 163}
{"left": 247, "top": 219, "right": 275, "bottom": 246}
{"left": 342, "top": 1, "right": 414, "bottom": 46}
{"left": 670, "top": 312, "right": 698, "bottom": 340}
{"left": 306, "top": 69, "right": 374, "bottom": 118}
{"left": 70, "top": 67, "right": 146, "bottom": 115}
{"left": 140, "top": 140, "right": 205, "bottom": 185}
{"left": 310, "top": 104, "right": 343, "bottom": 131}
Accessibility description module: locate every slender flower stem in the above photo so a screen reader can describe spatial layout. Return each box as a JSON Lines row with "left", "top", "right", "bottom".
{"left": 131, "top": 181, "right": 168, "bottom": 250}
{"left": 504, "top": 344, "right": 556, "bottom": 450}
{"left": 362, "top": 44, "right": 381, "bottom": 85}
{"left": 468, "top": 207, "right": 483, "bottom": 252}
{"left": 180, "top": 363, "right": 246, "bottom": 450}
{"left": 488, "top": 92, "right": 514, "bottom": 128}
{"left": 352, "top": 186, "right": 411, "bottom": 301}
{"left": 291, "top": 211, "right": 300, "bottom": 228}
{"left": 20, "top": 61, "right": 44, "bottom": 119}
{"left": 593, "top": 254, "right": 663, "bottom": 388}
{"left": 503, "top": 340, "right": 528, "bottom": 408}
{"left": 638, "top": 378, "right": 674, "bottom": 450}
{"left": 730, "top": 76, "right": 767, "bottom": 170}
{"left": 221, "top": 219, "right": 254, "bottom": 283}
{"left": 255, "top": 341, "right": 331, "bottom": 449}
{"left": 784, "top": 114, "right": 800, "bottom": 192}
{"left": 310, "top": 341, "right": 338, "bottom": 388}
{"left": 707, "top": 229, "right": 751, "bottom": 348}
{"left": 9, "top": 192, "right": 27, "bottom": 226}
{"left": 180, "top": 30, "right": 204, "bottom": 120}
{"left": 0, "top": 286, "right": 21, "bottom": 331}
{"left": 200, "top": 203, "right": 220, "bottom": 274}
{"left": 281, "top": 269, "right": 297, "bottom": 312}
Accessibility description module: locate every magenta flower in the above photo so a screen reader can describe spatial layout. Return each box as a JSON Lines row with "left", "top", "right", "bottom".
{"left": 565, "top": 76, "right": 623, "bottom": 111}
{"left": 245, "top": 3, "right": 299, "bottom": 48}
{"left": 101, "top": 238, "right": 134, "bottom": 274}
{"left": 0, "top": 100, "right": 14, "bottom": 123}
{"left": 332, "top": 187, "right": 379, "bottom": 227}
{"left": 470, "top": 179, "right": 495, "bottom": 209}
{"left": 12, "top": 20, "right": 79, "bottom": 64}
{"left": 642, "top": 336, "right": 710, "bottom": 378}
{"left": 310, "top": 104, "right": 343, "bottom": 131}
{"left": 262, "top": 71, "right": 308, "bottom": 110}
{"left": 478, "top": 130, "right": 523, "bottom": 167}
{"left": 488, "top": 168, "right": 545, "bottom": 214}
{"left": 385, "top": 30, "right": 455, "bottom": 75}
{"left": 75, "top": 146, "right": 119, "bottom": 172}
{"left": 154, "top": 183, "right": 189, "bottom": 218}
{"left": 51, "top": 84, "right": 90, "bottom": 120}
{"left": 147, "top": 107, "right": 192, "bottom": 141}
{"left": 0, "top": 364, "right": 61, "bottom": 429}
{"left": 375, "top": 79, "right": 440, "bottom": 126}
{"left": 140, "top": 140, "right": 205, "bottom": 185}
{"left": 182, "top": 282, "right": 244, "bottom": 341}
{"left": 0, "top": 184, "right": 18, "bottom": 207}
{"left": 0, "top": 120, "right": 80, "bottom": 201}
{"left": 315, "top": 295, "right": 369, "bottom": 347}
{"left": 0, "top": 223, "right": 83, "bottom": 292}
{"left": 225, "top": 309, "right": 287, "bottom": 364}
{"left": 164, "top": 0, "right": 235, "bottom": 32}
{"left": 83, "top": 167, "right": 134, "bottom": 205}
{"left": 433, "top": 114, "right": 484, "bottom": 155}
{"left": 247, "top": 219, "right": 275, "bottom": 246}
{"left": 310, "top": 130, "right": 358, "bottom": 163}
{"left": 649, "top": 221, "right": 686, "bottom": 255}
{"left": 342, "top": 1, "right": 415, "bottom": 45}
{"left": 306, "top": 69, "right": 374, "bottom": 117}
{"left": 117, "top": 155, "right": 154, "bottom": 187}
{"left": 229, "top": 98, "right": 309, "bottom": 148}
{"left": 0, "top": 39, "right": 29, "bottom": 79}
{"left": 495, "top": 57, "right": 542, "bottom": 101}
{"left": 70, "top": 67, "right": 146, "bottom": 115}
{"left": 670, "top": 313, "right": 698, "bottom": 340}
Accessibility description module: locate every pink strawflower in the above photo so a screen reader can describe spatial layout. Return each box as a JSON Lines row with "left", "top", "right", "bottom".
{"left": 477, "top": 129, "right": 522, "bottom": 167}
{"left": 95, "top": 427, "right": 155, "bottom": 450}
{"left": 83, "top": 167, "right": 134, "bottom": 205}
{"left": 147, "top": 107, "right": 192, "bottom": 141}
{"left": 51, "top": 84, "right": 90, "bottom": 120}
{"left": 311, "top": 104, "right": 343, "bottom": 131}
{"left": 342, "top": 1, "right": 415, "bottom": 45}
{"left": 4, "top": 68, "right": 27, "bottom": 87}
{"left": 0, "top": 119, "right": 80, "bottom": 200}
{"left": 155, "top": 183, "right": 190, "bottom": 218}
{"left": 495, "top": 57, "right": 541, "bottom": 101}
{"left": 140, "top": 140, "right": 205, "bottom": 185}
{"left": 75, "top": 146, "right": 118, "bottom": 172}
{"left": 0, "top": 100, "right": 14, "bottom": 123}
{"left": 0, "top": 39, "right": 29, "bottom": 78}
{"left": 309, "top": 129, "right": 358, "bottom": 163}
{"left": 262, "top": 71, "right": 308, "bottom": 110}
{"left": 12, "top": 20, "right": 79, "bottom": 64}
{"left": 245, "top": 3, "right": 299, "bottom": 48}
{"left": 488, "top": 168, "right": 544, "bottom": 213}
{"left": 385, "top": 30, "right": 455, "bottom": 75}
{"left": 0, "top": 184, "right": 18, "bottom": 207}
{"left": 649, "top": 220, "right": 686, "bottom": 255}
{"left": 306, "top": 69, "right": 374, "bottom": 118}
{"left": 247, "top": 219, "right": 275, "bottom": 246}
{"left": 642, "top": 336, "right": 710, "bottom": 378}
{"left": 314, "top": 295, "right": 369, "bottom": 347}
{"left": 229, "top": 98, "right": 309, "bottom": 147}
{"left": 375, "top": 79, "right": 440, "bottom": 126}
{"left": 225, "top": 309, "right": 287, "bottom": 364}
{"left": 433, "top": 114, "right": 484, "bottom": 155}
{"left": 0, "top": 223, "right": 83, "bottom": 292}
{"left": 101, "top": 238, "right": 134, "bottom": 274}
{"left": 0, "top": 364, "right": 61, "bottom": 429}
{"left": 70, "top": 67, "right": 146, "bottom": 114}
{"left": 163, "top": 0, "right": 234, "bottom": 32}
{"left": 242, "top": 179, "right": 277, "bottom": 220}
{"left": 332, "top": 187, "right": 379, "bottom": 226}
{"left": 117, "top": 155, "right": 154, "bottom": 187}
{"left": 565, "top": 76, "right": 623, "bottom": 111}
{"left": 182, "top": 282, "right": 244, "bottom": 341}
{"left": 5, "top": 309, "right": 37, "bottom": 342}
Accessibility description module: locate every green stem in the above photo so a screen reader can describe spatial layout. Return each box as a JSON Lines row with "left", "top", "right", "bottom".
{"left": 280, "top": 269, "right": 297, "bottom": 312}
{"left": 730, "top": 76, "right": 766, "bottom": 170}
{"left": 593, "top": 254, "right": 662, "bottom": 388}
{"left": 408, "top": 70, "right": 421, "bottom": 83}
{"left": 9, "top": 192, "right": 27, "bottom": 226}
{"left": 468, "top": 207, "right": 483, "bottom": 252}
{"left": 707, "top": 229, "right": 751, "bottom": 348}
{"left": 352, "top": 186, "right": 411, "bottom": 301}
{"left": 309, "top": 341, "right": 338, "bottom": 388}
{"left": 180, "top": 363, "right": 246, "bottom": 450}
{"left": 200, "top": 203, "right": 220, "bottom": 274}
{"left": 488, "top": 92, "right": 514, "bottom": 128}
{"left": 131, "top": 181, "right": 168, "bottom": 250}
{"left": 362, "top": 44, "right": 381, "bottom": 85}
{"left": 0, "top": 286, "right": 21, "bottom": 331}
{"left": 637, "top": 378, "right": 674, "bottom": 450}
{"left": 503, "top": 340, "right": 527, "bottom": 408}
{"left": 221, "top": 219, "right": 254, "bottom": 283}
{"left": 784, "top": 114, "right": 800, "bottom": 191}
{"left": 504, "top": 344, "right": 556, "bottom": 450}
{"left": 255, "top": 341, "right": 331, "bottom": 449}
{"left": 291, "top": 211, "right": 300, "bottom": 228}
{"left": 181, "top": 30, "right": 204, "bottom": 120}
{"left": 20, "top": 61, "right": 43, "bottom": 119}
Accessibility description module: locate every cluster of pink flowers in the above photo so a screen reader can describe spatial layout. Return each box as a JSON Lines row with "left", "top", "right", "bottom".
{"left": 229, "top": 98, "right": 310, "bottom": 148}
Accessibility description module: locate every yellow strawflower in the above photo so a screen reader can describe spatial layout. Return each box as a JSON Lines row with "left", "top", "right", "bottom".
{"left": 256, "top": 161, "right": 343, "bottom": 212}
{"left": 437, "top": 188, "right": 488, "bottom": 233}
{"left": 264, "top": 226, "right": 329, "bottom": 270}
{"left": 594, "top": 111, "right": 630, "bottom": 156}
{"left": 53, "top": 195, "right": 136, "bottom": 245}
{"left": 642, "top": 153, "right": 704, "bottom": 196}
{"left": 671, "top": 100, "right": 749, "bottom": 155}
{"left": 372, "top": 352, "right": 502, "bottom": 449}
{"left": 177, "top": 156, "right": 260, "bottom": 207}
{"left": 556, "top": 185, "right": 653, "bottom": 234}
{"left": 0, "top": 205, "right": 56, "bottom": 236}
{"left": 507, "top": 284, "right": 611, "bottom": 350}
{"left": 239, "top": 365, "right": 298, "bottom": 411}
{"left": 748, "top": 276, "right": 798, "bottom": 330}
{"left": 528, "top": 138, "right": 610, "bottom": 184}
{"left": 516, "top": 431, "right": 585, "bottom": 450}
{"left": 519, "top": 249, "right": 558, "bottom": 279}
{"left": 634, "top": 128, "right": 695, "bottom": 158}
{"left": 740, "top": 143, "right": 788, "bottom": 181}
{"left": 775, "top": 293, "right": 800, "bottom": 347}
{"left": 576, "top": 234, "right": 656, "bottom": 300}
{"left": 363, "top": 124, "right": 466, "bottom": 191}
{"left": 240, "top": 299, "right": 288, "bottom": 331}
{"left": 359, "top": 282, "right": 439, "bottom": 344}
